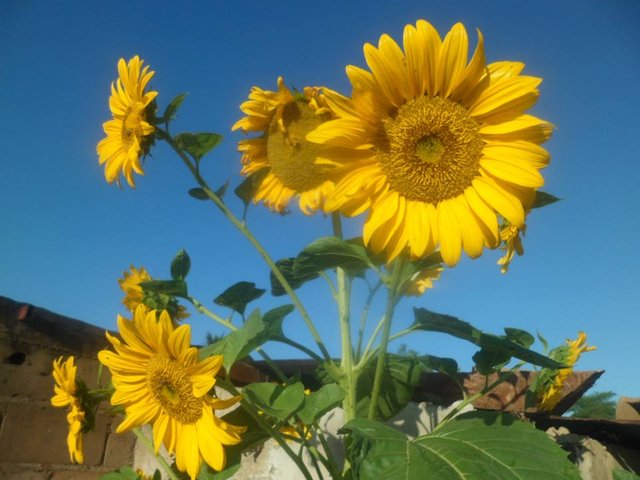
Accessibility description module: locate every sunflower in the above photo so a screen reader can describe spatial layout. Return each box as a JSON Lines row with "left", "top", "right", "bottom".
{"left": 119, "top": 265, "right": 189, "bottom": 321}
{"left": 308, "top": 20, "right": 552, "bottom": 266}
{"left": 405, "top": 265, "right": 444, "bottom": 296}
{"left": 232, "top": 77, "right": 336, "bottom": 214}
{"left": 497, "top": 223, "right": 525, "bottom": 273}
{"left": 98, "top": 307, "right": 245, "bottom": 479}
{"left": 537, "top": 332, "right": 596, "bottom": 412}
{"left": 97, "top": 55, "right": 158, "bottom": 187}
{"left": 51, "top": 356, "right": 85, "bottom": 463}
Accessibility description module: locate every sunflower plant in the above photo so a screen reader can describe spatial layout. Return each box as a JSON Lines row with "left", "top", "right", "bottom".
{"left": 50, "top": 20, "right": 596, "bottom": 480}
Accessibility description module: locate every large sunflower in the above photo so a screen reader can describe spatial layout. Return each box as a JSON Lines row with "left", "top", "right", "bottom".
{"left": 97, "top": 56, "right": 158, "bottom": 187}
{"left": 98, "top": 307, "right": 245, "bottom": 479}
{"left": 232, "top": 77, "right": 336, "bottom": 214}
{"left": 51, "top": 356, "right": 85, "bottom": 463}
{"left": 308, "top": 20, "right": 552, "bottom": 266}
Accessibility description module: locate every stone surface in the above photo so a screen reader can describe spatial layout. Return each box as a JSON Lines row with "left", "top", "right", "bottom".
{"left": 50, "top": 470, "right": 107, "bottom": 480}
{"left": 616, "top": 397, "right": 640, "bottom": 421}
{"left": 0, "top": 463, "right": 50, "bottom": 480}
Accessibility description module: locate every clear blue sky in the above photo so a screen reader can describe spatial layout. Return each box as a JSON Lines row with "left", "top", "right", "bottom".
{"left": 1, "top": 0, "right": 639, "bottom": 398}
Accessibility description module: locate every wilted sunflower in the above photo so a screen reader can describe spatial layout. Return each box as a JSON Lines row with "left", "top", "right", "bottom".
{"left": 51, "top": 356, "right": 85, "bottom": 463}
{"left": 309, "top": 20, "right": 552, "bottom": 266}
{"left": 232, "top": 77, "right": 336, "bottom": 214}
{"left": 537, "top": 332, "right": 596, "bottom": 412}
{"left": 97, "top": 55, "right": 158, "bottom": 187}
{"left": 98, "top": 307, "right": 245, "bottom": 479}
{"left": 497, "top": 223, "right": 525, "bottom": 273}
{"left": 119, "top": 265, "right": 189, "bottom": 321}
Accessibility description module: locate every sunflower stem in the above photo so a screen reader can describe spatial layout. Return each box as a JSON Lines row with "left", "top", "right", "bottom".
{"left": 355, "top": 280, "right": 382, "bottom": 361}
{"left": 188, "top": 296, "right": 236, "bottom": 330}
{"left": 367, "top": 259, "right": 405, "bottom": 420}
{"left": 132, "top": 427, "right": 180, "bottom": 480}
{"left": 158, "top": 128, "right": 335, "bottom": 371}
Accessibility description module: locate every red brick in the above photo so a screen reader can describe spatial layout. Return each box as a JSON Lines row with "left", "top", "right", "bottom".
{"left": 0, "top": 404, "right": 109, "bottom": 466}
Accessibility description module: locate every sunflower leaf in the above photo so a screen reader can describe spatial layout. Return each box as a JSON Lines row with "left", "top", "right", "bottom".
{"left": 99, "top": 466, "right": 140, "bottom": 480}
{"left": 244, "top": 382, "right": 307, "bottom": 421}
{"left": 234, "top": 169, "right": 269, "bottom": 207}
{"left": 418, "top": 355, "right": 458, "bottom": 379}
{"left": 214, "top": 281, "right": 265, "bottom": 316}
{"left": 170, "top": 249, "right": 191, "bottom": 281}
{"left": 532, "top": 191, "right": 561, "bottom": 209}
{"left": 412, "top": 308, "right": 565, "bottom": 369}
{"left": 298, "top": 383, "right": 345, "bottom": 425}
{"left": 139, "top": 279, "right": 188, "bottom": 298}
{"left": 188, "top": 187, "right": 209, "bottom": 200}
{"left": 355, "top": 354, "right": 423, "bottom": 420}
{"left": 294, "top": 236, "right": 374, "bottom": 277}
{"left": 270, "top": 257, "right": 319, "bottom": 296}
{"left": 174, "top": 132, "right": 223, "bottom": 162}
{"left": 261, "top": 304, "right": 295, "bottom": 338}
{"left": 163, "top": 93, "right": 188, "bottom": 122}
{"left": 342, "top": 411, "right": 581, "bottom": 480}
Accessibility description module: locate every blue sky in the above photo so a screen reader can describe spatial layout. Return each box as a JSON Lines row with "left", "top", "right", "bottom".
{"left": 1, "top": 0, "right": 639, "bottom": 398}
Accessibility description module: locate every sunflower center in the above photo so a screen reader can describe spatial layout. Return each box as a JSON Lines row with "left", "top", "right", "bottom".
{"left": 266, "top": 100, "right": 327, "bottom": 192}
{"left": 147, "top": 356, "right": 203, "bottom": 424}
{"left": 378, "top": 96, "right": 483, "bottom": 204}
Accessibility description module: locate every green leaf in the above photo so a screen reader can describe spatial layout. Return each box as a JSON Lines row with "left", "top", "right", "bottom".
{"left": 412, "top": 308, "right": 565, "bottom": 369}
{"left": 198, "top": 309, "right": 265, "bottom": 369}
{"left": 418, "top": 355, "right": 458, "bottom": 378}
{"left": 261, "top": 304, "right": 295, "bottom": 338}
{"left": 343, "top": 411, "right": 581, "bottom": 480}
{"left": 139, "top": 279, "right": 188, "bottom": 298}
{"left": 537, "top": 330, "right": 549, "bottom": 352}
{"left": 214, "top": 281, "right": 265, "bottom": 316}
{"left": 294, "top": 236, "right": 374, "bottom": 277}
{"left": 163, "top": 93, "right": 188, "bottom": 122}
{"left": 189, "top": 187, "right": 209, "bottom": 200}
{"left": 270, "top": 257, "right": 319, "bottom": 296}
{"left": 244, "top": 382, "right": 306, "bottom": 421}
{"left": 170, "top": 249, "right": 191, "bottom": 281}
{"left": 613, "top": 470, "right": 640, "bottom": 480}
{"left": 174, "top": 132, "right": 223, "bottom": 161}
{"left": 504, "top": 327, "right": 535, "bottom": 348}
{"left": 356, "top": 354, "right": 423, "bottom": 420}
{"left": 532, "top": 191, "right": 561, "bottom": 209}
{"left": 472, "top": 348, "right": 511, "bottom": 375}
{"left": 215, "top": 181, "right": 229, "bottom": 199}
{"left": 234, "top": 169, "right": 269, "bottom": 207}
{"left": 298, "top": 384, "right": 345, "bottom": 425}
{"left": 99, "top": 466, "right": 140, "bottom": 480}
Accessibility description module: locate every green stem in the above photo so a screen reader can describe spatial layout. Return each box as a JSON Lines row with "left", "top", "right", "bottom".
{"left": 189, "top": 296, "right": 235, "bottom": 330}
{"left": 367, "top": 260, "right": 405, "bottom": 420}
{"left": 337, "top": 267, "right": 355, "bottom": 422}
{"left": 357, "top": 314, "right": 385, "bottom": 370}
{"left": 276, "top": 337, "right": 325, "bottom": 363}
{"left": 158, "top": 128, "right": 334, "bottom": 367}
{"left": 133, "top": 427, "right": 180, "bottom": 480}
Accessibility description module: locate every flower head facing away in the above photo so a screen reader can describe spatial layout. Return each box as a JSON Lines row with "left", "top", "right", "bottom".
{"left": 97, "top": 55, "right": 158, "bottom": 187}
{"left": 98, "top": 306, "right": 245, "bottom": 479}
{"left": 119, "top": 265, "right": 189, "bottom": 321}
{"left": 537, "top": 332, "right": 596, "bottom": 412}
{"left": 51, "top": 356, "right": 85, "bottom": 463}
{"left": 233, "top": 77, "right": 337, "bottom": 214}
{"left": 308, "top": 20, "right": 552, "bottom": 266}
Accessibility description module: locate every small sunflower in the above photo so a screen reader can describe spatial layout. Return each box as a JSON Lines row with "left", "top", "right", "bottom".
{"left": 309, "top": 20, "right": 552, "bottom": 266}
{"left": 119, "top": 265, "right": 189, "bottom": 321}
{"left": 405, "top": 265, "right": 444, "bottom": 296}
{"left": 537, "top": 332, "right": 596, "bottom": 412}
{"left": 232, "top": 77, "right": 336, "bottom": 214}
{"left": 98, "top": 307, "right": 245, "bottom": 479}
{"left": 497, "top": 223, "right": 525, "bottom": 273}
{"left": 97, "top": 55, "right": 158, "bottom": 187}
{"left": 51, "top": 356, "right": 85, "bottom": 463}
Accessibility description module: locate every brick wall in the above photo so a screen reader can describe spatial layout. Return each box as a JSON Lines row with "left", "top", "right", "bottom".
{"left": 0, "top": 297, "right": 135, "bottom": 480}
